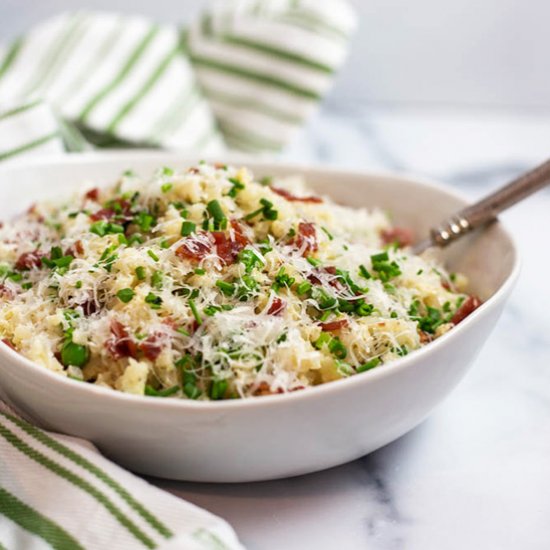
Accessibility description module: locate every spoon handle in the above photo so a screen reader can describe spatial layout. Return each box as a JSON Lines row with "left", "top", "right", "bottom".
{"left": 424, "top": 157, "right": 550, "bottom": 251}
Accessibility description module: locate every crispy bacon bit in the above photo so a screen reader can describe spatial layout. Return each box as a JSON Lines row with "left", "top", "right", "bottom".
{"left": 214, "top": 162, "right": 226, "bottom": 169}
{"left": 230, "top": 220, "right": 250, "bottom": 248}
{"left": 253, "top": 382, "right": 284, "bottom": 396}
{"left": 65, "top": 240, "right": 84, "bottom": 257}
{"left": 178, "top": 223, "right": 250, "bottom": 264}
{"left": 381, "top": 227, "right": 414, "bottom": 248}
{"left": 0, "top": 284, "right": 15, "bottom": 299}
{"left": 271, "top": 187, "right": 323, "bottom": 203}
{"left": 176, "top": 233, "right": 214, "bottom": 262}
{"left": 85, "top": 188, "right": 100, "bottom": 202}
{"left": 26, "top": 205, "right": 45, "bottom": 223}
{"left": 139, "top": 333, "right": 163, "bottom": 361}
{"left": 2, "top": 338, "right": 16, "bottom": 351}
{"left": 15, "top": 251, "right": 43, "bottom": 270}
{"left": 212, "top": 232, "right": 236, "bottom": 264}
{"left": 267, "top": 297, "right": 286, "bottom": 316}
{"left": 79, "top": 298, "right": 98, "bottom": 316}
{"left": 293, "top": 222, "right": 318, "bottom": 255}
{"left": 320, "top": 319, "right": 349, "bottom": 332}
{"left": 212, "top": 224, "right": 249, "bottom": 264}
{"left": 90, "top": 199, "right": 133, "bottom": 222}
{"left": 451, "top": 295, "right": 482, "bottom": 325}
{"left": 188, "top": 167, "right": 200, "bottom": 174}
{"left": 107, "top": 320, "right": 138, "bottom": 359}
{"left": 307, "top": 266, "right": 344, "bottom": 290}
{"left": 419, "top": 330, "right": 433, "bottom": 343}
{"left": 90, "top": 208, "right": 115, "bottom": 222}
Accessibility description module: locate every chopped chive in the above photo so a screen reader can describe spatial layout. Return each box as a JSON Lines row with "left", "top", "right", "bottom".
{"left": 357, "top": 357, "right": 381, "bottom": 373}
{"left": 206, "top": 200, "right": 226, "bottom": 229}
{"left": 135, "top": 266, "right": 146, "bottom": 280}
{"left": 21, "top": 282, "right": 32, "bottom": 290}
{"left": 194, "top": 268, "right": 206, "bottom": 275}
{"left": 328, "top": 337, "right": 347, "bottom": 359}
{"left": 359, "top": 265, "right": 371, "bottom": 279}
{"left": 181, "top": 221, "right": 196, "bottom": 236}
{"left": 307, "top": 257, "right": 321, "bottom": 267}
{"left": 210, "top": 379, "right": 228, "bottom": 400}
{"left": 145, "top": 385, "right": 179, "bottom": 397}
{"left": 228, "top": 177, "right": 245, "bottom": 198}
{"left": 216, "top": 280, "right": 235, "bottom": 296}
{"left": 145, "top": 292, "right": 162, "bottom": 308}
{"left": 75, "top": 280, "right": 83, "bottom": 289}
{"left": 161, "top": 183, "right": 173, "bottom": 193}
{"left": 188, "top": 299, "right": 202, "bottom": 325}
{"left": 60, "top": 341, "right": 89, "bottom": 368}
{"left": 297, "top": 281, "right": 312, "bottom": 295}
{"left": 321, "top": 227, "right": 334, "bottom": 240}
{"left": 116, "top": 288, "right": 135, "bottom": 303}
{"left": 176, "top": 326, "right": 190, "bottom": 337}
{"left": 151, "top": 270, "right": 163, "bottom": 289}
{"left": 147, "top": 250, "right": 159, "bottom": 262}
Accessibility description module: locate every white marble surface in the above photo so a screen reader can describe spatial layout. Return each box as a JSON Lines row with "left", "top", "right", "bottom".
{"left": 150, "top": 106, "right": 550, "bottom": 550}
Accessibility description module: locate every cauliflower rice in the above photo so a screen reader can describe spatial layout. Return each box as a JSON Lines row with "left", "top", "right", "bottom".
{"left": 0, "top": 163, "right": 481, "bottom": 400}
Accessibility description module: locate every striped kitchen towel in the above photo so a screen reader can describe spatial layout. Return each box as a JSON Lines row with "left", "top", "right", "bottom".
{"left": 0, "top": 0, "right": 356, "bottom": 162}
{"left": 0, "top": 402, "right": 244, "bottom": 550}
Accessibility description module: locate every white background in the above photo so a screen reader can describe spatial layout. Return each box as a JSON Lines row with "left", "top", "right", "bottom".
{"left": 1, "top": 0, "right": 549, "bottom": 109}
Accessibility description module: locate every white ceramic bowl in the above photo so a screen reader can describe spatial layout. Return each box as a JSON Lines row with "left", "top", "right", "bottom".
{"left": 0, "top": 153, "right": 519, "bottom": 482}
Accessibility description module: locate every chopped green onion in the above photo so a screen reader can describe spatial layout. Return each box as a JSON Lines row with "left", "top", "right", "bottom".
{"left": 161, "top": 183, "right": 173, "bottom": 193}
{"left": 307, "top": 257, "right": 321, "bottom": 267}
{"left": 135, "top": 266, "right": 146, "bottom": 280}
{"left": 321, "top": 227, "right": 334, "bottom": 240}
{"left": 60, "top": 341, "right": 89, "bottom": 368}
{"left": 145, "top": 292, "right": 162, "bottom": 308}
{"left": 243, "top": 198, "right": 278, "bottom": 221}
{"left": 135, "top": 211, "right": 155, "bottom": 232}
{"left": 206, "top": 200, "right": 226, "bottom": 229}
{"left": 216, "top": 280, "right": 235, "bottom": 296}
{"left": 151, "top": 270, "right": 163, "bottom": 289}
{"left": 328, "top": 337, "right": 347, "bottom": 359}
{"left": 357, "top": 357, "right": 381, "bottom": 373}
{"left": 228, "top": 177, "right": 245, "bottom": 198}
{"left": 90, "top": 220, "right": 124, "bottom": 237}
{"left": 210, "top": 379, "right": 228, "bottom": 400}
{"left": 147, "top": 250, "right": 159, "bottom": 262}
{"left": 116, "top": 288, "right": 135, "bottom": 303}
{"left": 313, "top": 332, "right": 332, "bottom": 349}
{"left": 297, "top": 281, "right": 312, "bottom": 296}
{"left": 145, "top": 385, "right": 179, "bottom": 397}
{"left": 181, "top": 221, "right": 196, "bottom": 236}
{"left": 188, "top": 299, "right": 202, "bottom": 325}
{"left": 359, "top": 265, "right": 372, "bottom": 280}
{"left": 194, "top": 268, "right": 206, "bottom": 275}
{"left": 238, "top": 248, "right": 264, "bottom": 274}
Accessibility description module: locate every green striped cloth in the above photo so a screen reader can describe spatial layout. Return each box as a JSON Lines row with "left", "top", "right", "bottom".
{"left": 0, "top": 1, "right": 356, "bottom": 162}
{"left": 0, "top": 402, "right": 244, "bottom": 549}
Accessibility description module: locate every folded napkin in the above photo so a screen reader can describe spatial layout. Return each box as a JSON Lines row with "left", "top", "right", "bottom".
{"left": 0, "top": 402, "right": 244, "bottom": 550}
{"left": 0, "top": 2, "right": 356, "bottom": 547}
{"left": 0, "top": 0, "right": 356, "bottom": 162}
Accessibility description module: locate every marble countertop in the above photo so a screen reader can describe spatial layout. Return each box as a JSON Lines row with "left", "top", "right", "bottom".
{"left": 151, "top": 105, "right": 550, "bottom": 550}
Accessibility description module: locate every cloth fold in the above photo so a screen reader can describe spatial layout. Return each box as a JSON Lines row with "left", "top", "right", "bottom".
{"left": 0, "top": 402, "right": 244, "bottom": 549}
{"left": 0, "top": 0, "right": 355, "bottom": 162}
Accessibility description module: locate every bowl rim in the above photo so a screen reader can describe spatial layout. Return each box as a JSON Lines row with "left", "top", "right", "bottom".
{"left": 0, "top": 152, "right": 521, "bottom": 413}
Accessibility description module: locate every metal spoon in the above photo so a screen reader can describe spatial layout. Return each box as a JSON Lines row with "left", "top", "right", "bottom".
{"left": 412, "top": 157, "right": 550, "bottom": 255}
